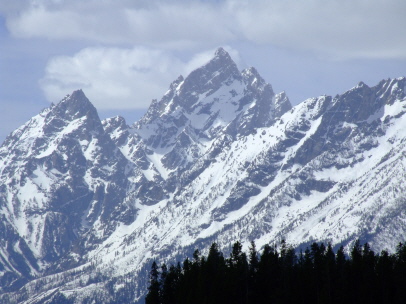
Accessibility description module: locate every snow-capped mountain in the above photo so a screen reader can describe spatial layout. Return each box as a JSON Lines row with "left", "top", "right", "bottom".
{"left": 0, "top": 91, "right": 138, "bottom": 292}
{"left": 0, "top": 48, "right": 405, "bottom": 303}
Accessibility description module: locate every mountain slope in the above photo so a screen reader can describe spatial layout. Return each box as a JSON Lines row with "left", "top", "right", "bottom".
{"left": 0, "top": 90, "right": 137, "bottom": 292}
{"left": 0, "top": 49, "right": 405, "bottom": 303}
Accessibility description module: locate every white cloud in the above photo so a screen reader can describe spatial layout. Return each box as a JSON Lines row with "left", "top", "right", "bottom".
{"left": 231, "top": 0, "right": 406, "bottom": 60}
{"left": 40, "top": 46, "right": 241, "bottom": 109}
{"left": 6, "top": 0, "right": 235, "bottom": 48}
{"left": 41, "top": 47, "right": 181, "bottom": 109}
{"left": 5, "top": 0, "right": 406, "bottom": 59}
{"left": 183, "top": 46, "right": 244, "bottom": 75}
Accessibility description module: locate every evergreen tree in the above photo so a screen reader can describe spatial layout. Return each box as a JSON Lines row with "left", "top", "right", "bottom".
{"left": 145, "top": 261, "right": 160, "bottom": 304}
{"left": 257, "top": 243, "right": 280, "bottom": 303}
{"left": 145, "top": 239, "right": 406, "bottom": 304}
{"left": 227, "top": 241, "right": 249, "bottom": 304}
{"left": 280, "top": 240, "right": 297, "bottom": 303}
{"left": 348, "top": 240, "right": 363, "bottom": 302}
{"left": 334, "top": 245, "right": 348, "bottom": 304}
{"left": 161, "top": 264, "right": 180, "bottom": 304}
{"left": 394, "top": 243, "right": 406, "bottom": 303}
{"left": 159, "top": 264, "right": 168, "bottom": 304}
{"left": 205, "top": 242, "right": 226, "bottom": 304}
{"left": 376, "top": 250, "right": 394, "bottom": 304}
{"left": 323, "top": 243, "right": 336, "bottom": 303}
{"left": 248, "top": 241, "right": 259, "bottom": 303}
{"left": 361, "top": 243, "right": 377, "bottom": 303}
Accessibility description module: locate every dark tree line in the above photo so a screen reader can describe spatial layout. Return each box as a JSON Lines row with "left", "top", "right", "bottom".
{"left": 146, "top": 240, "right": 406, "bottom": 304}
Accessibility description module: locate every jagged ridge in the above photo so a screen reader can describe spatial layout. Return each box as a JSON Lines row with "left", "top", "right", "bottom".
{"left": 0, "top": 49, "right": 405, "bottom": 303}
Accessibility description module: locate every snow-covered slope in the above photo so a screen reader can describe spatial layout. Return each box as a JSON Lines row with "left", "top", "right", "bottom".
{"left": 0, "top": 90, "right": 138, "bottom": 293}
{"left": 0, "top": 49, "right": 406, "bottom": 303}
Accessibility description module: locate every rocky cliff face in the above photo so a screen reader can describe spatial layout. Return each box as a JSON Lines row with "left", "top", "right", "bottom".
{"left": 0, "top": 90, "right": 137, "bottom": 292}
{"left": 0, "top": 48, "right": 405, "bottom": 303}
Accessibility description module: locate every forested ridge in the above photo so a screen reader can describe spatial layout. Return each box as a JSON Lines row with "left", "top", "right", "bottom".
{"left": 146, "top": 240, "right": 406, "bottom": 304}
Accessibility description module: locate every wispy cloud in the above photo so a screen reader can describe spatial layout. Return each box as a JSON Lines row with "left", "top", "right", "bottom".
{"left": 5, "top": 0, "right": 235, "bottom": 48}
{"left": 40, "top": 45, "right": 241, "bottom": 109}
{"left": 4, "top": 0, "right": 406, "bottom": 59}
{"left": 1, "top": 0, "right": 405, "bottom": 113}
{"left": 233, "top": 0, "right": 406, "bottom": 60}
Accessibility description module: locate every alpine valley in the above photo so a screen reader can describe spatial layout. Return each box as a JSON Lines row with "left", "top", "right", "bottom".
{"left": 1, "top": 48, "right": 406, "bottom": 303}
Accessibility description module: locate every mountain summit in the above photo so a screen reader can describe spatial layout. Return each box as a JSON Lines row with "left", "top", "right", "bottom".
{"left": 52, "top": 89, "right": 98, "bottom": 121}
{"left": 0, "top": 50, "right": 405, "bottom": 303}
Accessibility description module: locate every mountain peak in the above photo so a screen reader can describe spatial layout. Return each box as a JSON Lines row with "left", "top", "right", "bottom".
{"left": 214, "top": 47, "right": 229, "bottom": 58}
{"left": 180, "top": 48, "right": 240, "bottom": 96}
{"left": 209, "top": 47, "right": 236, "bottom": 68}
{"left": 52, "top": 89, "right": 99, "bottom": 122}
{"left": 60, "top": 89, "right": 89, "bottom": 106}
{"left": 242, "top": 67, "right": 267, "bottom": 88}
{"left": 71, "top": 88, "right": 86, "bottom": 97}
{"left": 356, "top": 81, "right": 368, "bottom": 88}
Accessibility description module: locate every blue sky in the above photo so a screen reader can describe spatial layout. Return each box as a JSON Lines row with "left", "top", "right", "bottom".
{"left": 1, "top": 0, "right": 405, "bottom": 143}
